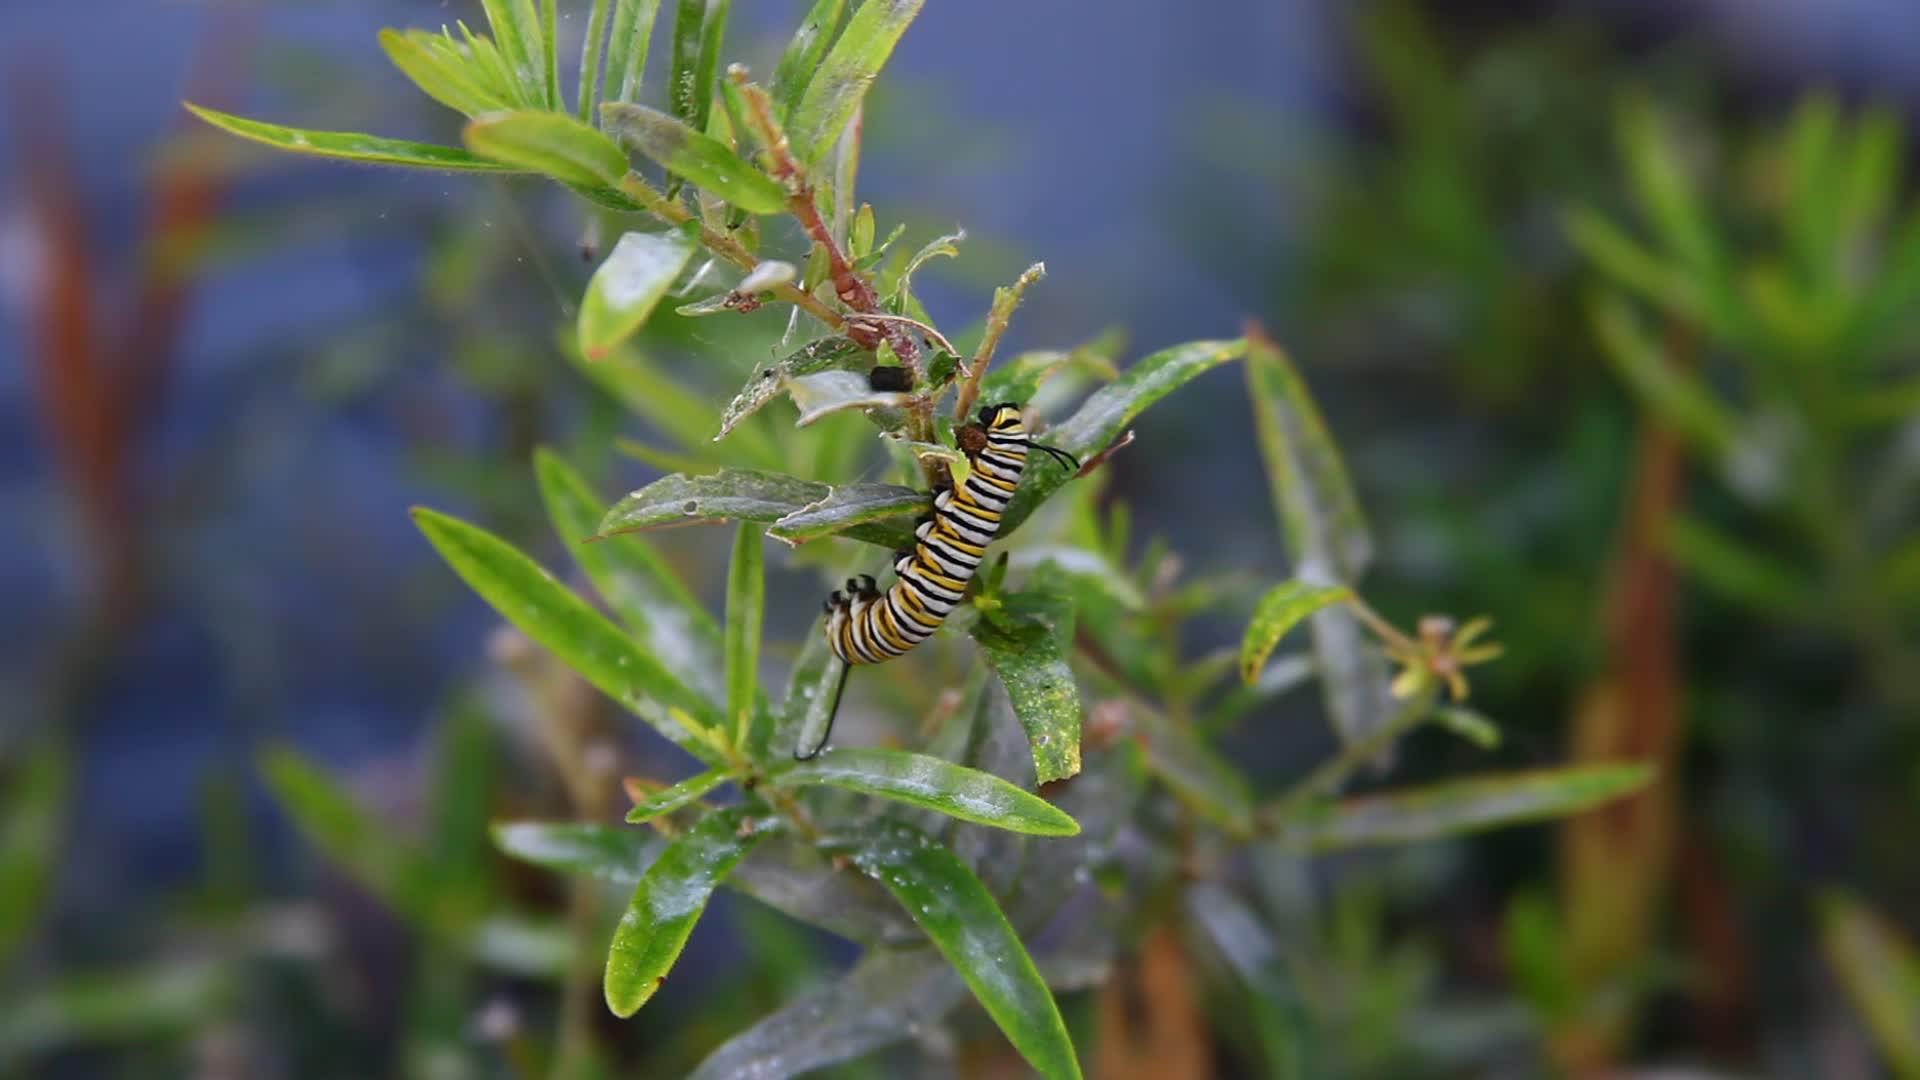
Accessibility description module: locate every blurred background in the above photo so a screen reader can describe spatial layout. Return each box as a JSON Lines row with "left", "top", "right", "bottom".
{"left": 5, "top": 0, "right": 1920, "bottom": 1075}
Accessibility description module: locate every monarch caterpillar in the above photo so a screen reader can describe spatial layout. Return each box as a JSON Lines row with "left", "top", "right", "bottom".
{"left": 796, "top": 401, "right": 1080, "bottom": 758}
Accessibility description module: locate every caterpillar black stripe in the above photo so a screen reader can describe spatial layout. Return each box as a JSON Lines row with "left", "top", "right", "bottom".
{"left": 797, "top": 402, "right": 1080, "bottom": 758}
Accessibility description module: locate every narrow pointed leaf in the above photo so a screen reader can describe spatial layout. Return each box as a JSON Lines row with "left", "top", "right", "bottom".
{"left": 493, "top": 821, "right": 666, "bottom": 883}
{"left": 716, "top": 335, "right": 869, "bottom": 438}
{"left": 570, "top": 345, "right": 784, "bottom": 469}
{"left": 771, "top": 748, "right": 1079, "bottom": 835}
{"left": 1664, "top": 513, "right": 1813, "bottom": 614}
{"left": 1000, "top": 338, "right": 1246, "bottom": 537}
{"left": 259, "top": 747, "right": 427, "bottom": 920}
{"left": 1589, "top": 292, "right": 1739, "bottom": 461}
{"left": 603, "top": 0, "right": 665, "bottom": 104}
{"left": 667, "top": 0, "right": 729, "bottom": 135}
{"left": 626, "top": 767, "right": 729, "bottom": 822}
{"left": 463, "top": 109, "right": 629, "bottom": 187}
{"left": 975, "top": 609, "right": 1082, "bottom": 784}
{"left": 1134, "top": 708, "right": 1254, "bottom": 835}
{"left": 602, "top": 103, "right": 790, "bottom": 213}
{"left": 533, "top": 449, "right": 725, "bottom": 702}
{"left": 0, "top": 739, "right": 67, "bottom": 967}
{"left": 1246, "top": 331, "right": 1370, "bottom": 581}
{"left": 1265, "top": 764, "right": 1655, "bottom": 854}
{"left": 380, "top": 30, "right": 513, "bottom": 117}
{"left": 1818, "top": 892, "right": 1920, "bottom": 1077}
{"left": 767, "top": 483, "right": 924, "bottom": 546}
{"left": 578, "top": 229, "right": 697, "bottom": 359}
{"left": 771, "top": 0, "right": 847, "bottom": 122}
{"left": 600, "top": 469, "right": 914, "bottom": 548}
{"left": 537, "top": 0, "right": 561, "bottom": 109}
{"left": 185, "top": 105, "right": 519, "bottom": 171}
{"left": 412, "top": 508, "right": 724, "bottom": 764}
{"left": 577, "top": 0, "right": 615, "bottom": 120}
{"left": 477, "top": 0, "right": 542, "bottom": 101}
{"left": 606, "top": 806, "right": 768, "bottom": 1015}
{"left": 788, "top": 0, "right": 926, "bottom": 164}
{"left": 724, "top": 523, "right": 765, "bottom": 751}
{"left": 847, "top": 821, "right": 1082, "bottom": 1080}
{"left": 1240, "top": 582, "right": 1352, "bottom": 684}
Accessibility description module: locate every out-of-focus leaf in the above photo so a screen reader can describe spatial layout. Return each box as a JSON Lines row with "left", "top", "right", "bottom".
{"left": 600, "top": 468, "right": 912, "bottom": 547}
{"left": 0, "top": 960, "right": 231, "bottom": 1062}
{"left": 716, "top": 336, "right": 868, "bottom": 438}
{"left": 975, "top": 606, "right": 1083, "bottom": 785}
{"left": 725, "top": 522, "right": 766, "bottom": 752}
{"left": 1265, "top": 763, "right": 1655, "bottom": 854}
{"left": 606, "top": 806, "right": 769, "bottom": 1016}
{"left": 1616, "top": 97, "right": 1719, "bottom": 276}
{"left": 978, "top": 346, "right": 1119, "bottom": 409}
{"left": 1432, "top": 706, "right": 1502, "bottom": 750}
{"left": 426, "top": 700, "right": 496, "bottom": 907}
{"left": 787, "top": 369, "right": 909, "bottom": 427}
{"left": 1186, "top": 883, "right": 1313, "bottom": 1080}
{"left": 413, "top": 508, "right": 725, "bottom": 764}
{"left": 604, "top": 0, "right": 664, "bottom": 104}
{"left": 1818, "top": 891, "right": 1920, "bottom": 1078}
{"left": 667, "top": 0, "right": 729, "bottom": 135}
{"left": 1663, "top": 513, "right": 1812, "bottom": 614}
{"left": 770, "top": 747, "right": 1079, "bottom": 835}
{"left": 1009, "top": 546, "right": 1145, "bottom": 612}
{"left": 771, "top": 0, "right": 847, "bottom": 122}
{"left": 1134, "top": 707, "right": 1253, "bottom": 836}
{"left": 1589, "top": 292, "right": 1739, "bottom": 462}
{"left": 626, "top": 767, "right": 729, "bottom": 822}
{"left": 0, "top": 739, "right": 67, "bottom": 967}
{"left": 578, "top": 229, "right": 697, "bottom": 359}
{"left": 259, "top": 747, "right": 426, "bottom": 920}
{"left": 788, "top": 0, "right": 927, "bottom": 164}
{"left": 1245, "top": 331, "right": 1370, "bottom": 582}
{"left": 185, "top": 105, "right": 520, "bottom": 171}
{"left": 1205, "top": 652, "right": 1316, "bottom": 730}
{"left": 533, "top": 448, "right": 726, "bottom": 702}
{"left": 767, "top": 482, "right": 924, "bottom": 546}
{"left": 572, "top": 343, "right": 784, "bottom": 468}
{"left": 1000, "top": 338, "right": 1246, "bottom": 537}
{"left": 1562, "top": 204, "right": 1702, "bottom": 325}
{"left": 602, "top": 103, "right": 789, "bottom": 213}
{"left": 493, "top": 821, "right": 666, "bottom": 884}
{"left": 845, "top": 821, "right": 1082, "bottom": 1080}
{"left": 1240, "top": 581, "right": 1353, "bottom": 684}
{"left": 467, "top": 915, "right": 574, "bottom": 977}
{"left": 463, "top": 109, "right": 629, "bottom": 186}
{"left": 379, "top": 29, "right": 514, "bottom": 117}
{"left": 689, "top": 946, "right": 965, "bottom": 1079}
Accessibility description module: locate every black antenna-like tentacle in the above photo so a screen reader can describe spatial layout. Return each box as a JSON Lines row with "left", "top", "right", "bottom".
{"left": 794, "top": 660, "right": 853, "bottom": 760}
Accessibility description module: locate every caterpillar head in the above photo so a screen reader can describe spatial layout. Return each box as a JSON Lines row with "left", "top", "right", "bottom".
{"left": 977, "top": 402, "right": 1025, "bottom": 432}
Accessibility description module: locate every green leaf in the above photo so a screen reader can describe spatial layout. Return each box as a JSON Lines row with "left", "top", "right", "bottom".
{"left": 786, "top": 370, "right": 910, "bottom": 430}
{"left": 846, "top": 821, "right": 1081, "bottom": 1080}
{"left": 1265, "top": 763, "right": 1655, "bottom": 854}
{"left": 1134, "top": 707, "right": 1254, "bottom": 835}
{"left": 0, "top": 960, "right": 232, "bottom": 1062}
{"left": 1186, "top": 883, "right": 1313, "bottom": 1079}
{"left": 725, "top": 522, "right": 766, "bottom": 752}
{"left": 771, "top": 747, "right": 1079, "bottom": 835}
{"left": 0, "top": 739, "right": 67, "bottom": 967}
{"left": 767, "top": 482, "right": 925, "bottom": 546}
{"left": 600, "top": 468, "right": 914, "bottom": 548}
{"left": 571, "top": 344, "right": 783, "bottom": 470}
{"left": 1432, "top": 706, "right": 1502, "bottom": 750}
{"left": 977, "top": 347, "right": 1118, "bottom": 411}
{"left": 788, "top": 0, "right": 927, "bottom": 164}
{"left": 477, "top": 0, "right": 543, "bottom": 102}
{"left": 716, "top": 335, "right": 870, "bottom": 439}
{"left": 1818, "top": 891, "right": 1920, "bottom": 1078}
{"left": 493, "top": 821, "right": 666, "bottom": 883}
{"left": 771, "top": 0, "right": 847, "bottom": 122}
{"left": 1663, "top": 513, "right": 1812, "bottom": 614}
{"left": 668, "top": 0, "right": 730, "bottom": 136}
{"left": 603, "top": 0, "right": 665, "bottom": 104}
{"left": 626, "top": 768, "right": 729, "bottom": 822}
{"left": 974, "top": 607, "right": 1082, "bottom": 785}
{"left": 578, "top": 0, "right": 615, "bottom": 121}
{"left": 999, "top": 338, "right": 1246, "bottom": 538}
{"left": 412, "top": 507, "right": 725, "bottom": 764}
{"left": 606, "top": 806, "right": 769, "bottom": 1016}
{"left": 1616, "top": 97, "right": 1720, "bottom": 276}
{"left": 379, "top": 29, "right": 514, "bottom": 117}
{"left": 463, "top": 109, "right": 629, "bottom": 187}
{"left": 532, "top": 448, "right": 725, "bottom": 703}
{"left": 578, "top": 229, "right": 698, "bottom": 360}
{"left": 537, "top": 0, "right": 562, "bottom": 109}
{"left": 893, "top": 227, "right": 963, "bottom": 306}
{"left": 1589, "top": 291, "right": 1739, "bottom": 462}
{"left": 1562, "top": 204, "right": 1702, "bottom": 326}
{"left": 184, "top": 104, "right": 520, "bottom": 171}
{"left": 780, "top": 620, "right": 845, "bottom": 760}
{"left": 259, "top": 746, "right": 427, "bottom": 920}
{"left": 601, "top": 103, "right": 790, "bottom": 213}
{"left": 1240, "top": 581, "right": 1353, "bottom": 684}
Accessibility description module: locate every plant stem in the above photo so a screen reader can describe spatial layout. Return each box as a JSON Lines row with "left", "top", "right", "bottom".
{"left": 954, "top": 262, "right": 1045, "bottom": 423}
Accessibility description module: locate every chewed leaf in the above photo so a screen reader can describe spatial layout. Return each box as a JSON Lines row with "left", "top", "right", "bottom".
{"left": 846, "top": 822, "right": 1082, "bottom": 1080}
{"left": 1266, "top": 763, "right": 1655, "bottom": 853}
{"left": 1240, "top": 581, "right": 1352, "bottom": 684}
{"left": 768, "top": 483, "right": 924, "bottom": 546}
{"left": 579, "top": 230, "right": 698, "bottom": 360}
{"left": 600, "top": 469, "right": 913, "bottom": 549}
{"left": 716, "top": 336, "right": 870, "bottom": 439}
{"left": 770, "top": 747, "right": 1079, "bottom": 835}
{"left": 606, "top": 807, "right": 770, "bottom": 1016}
{"left": 787, "top": 370, "right": 909, "bottom": 427}
{"left": 184, "top": 105, "right": 521, "bottom": 171}
{"left": 975, "top": 608, "right": 1082, "bottom": 785}
{"left": 788, "top": 0, "right": 927, "bottom": 163}
{"left": 600, "top": 103, "right": 790, "bottom": 214}
{"left": 999, "top": 339, "right": 1246, "bottom": 538}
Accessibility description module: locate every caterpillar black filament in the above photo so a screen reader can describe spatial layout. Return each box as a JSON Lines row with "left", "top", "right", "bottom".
{"left": 796, "top": 402, "right": 1080, "bottom": 758}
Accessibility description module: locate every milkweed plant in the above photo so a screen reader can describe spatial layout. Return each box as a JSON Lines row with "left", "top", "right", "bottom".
{"left": 192, "top": 1, "right": 1654, "bottom": 1075}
